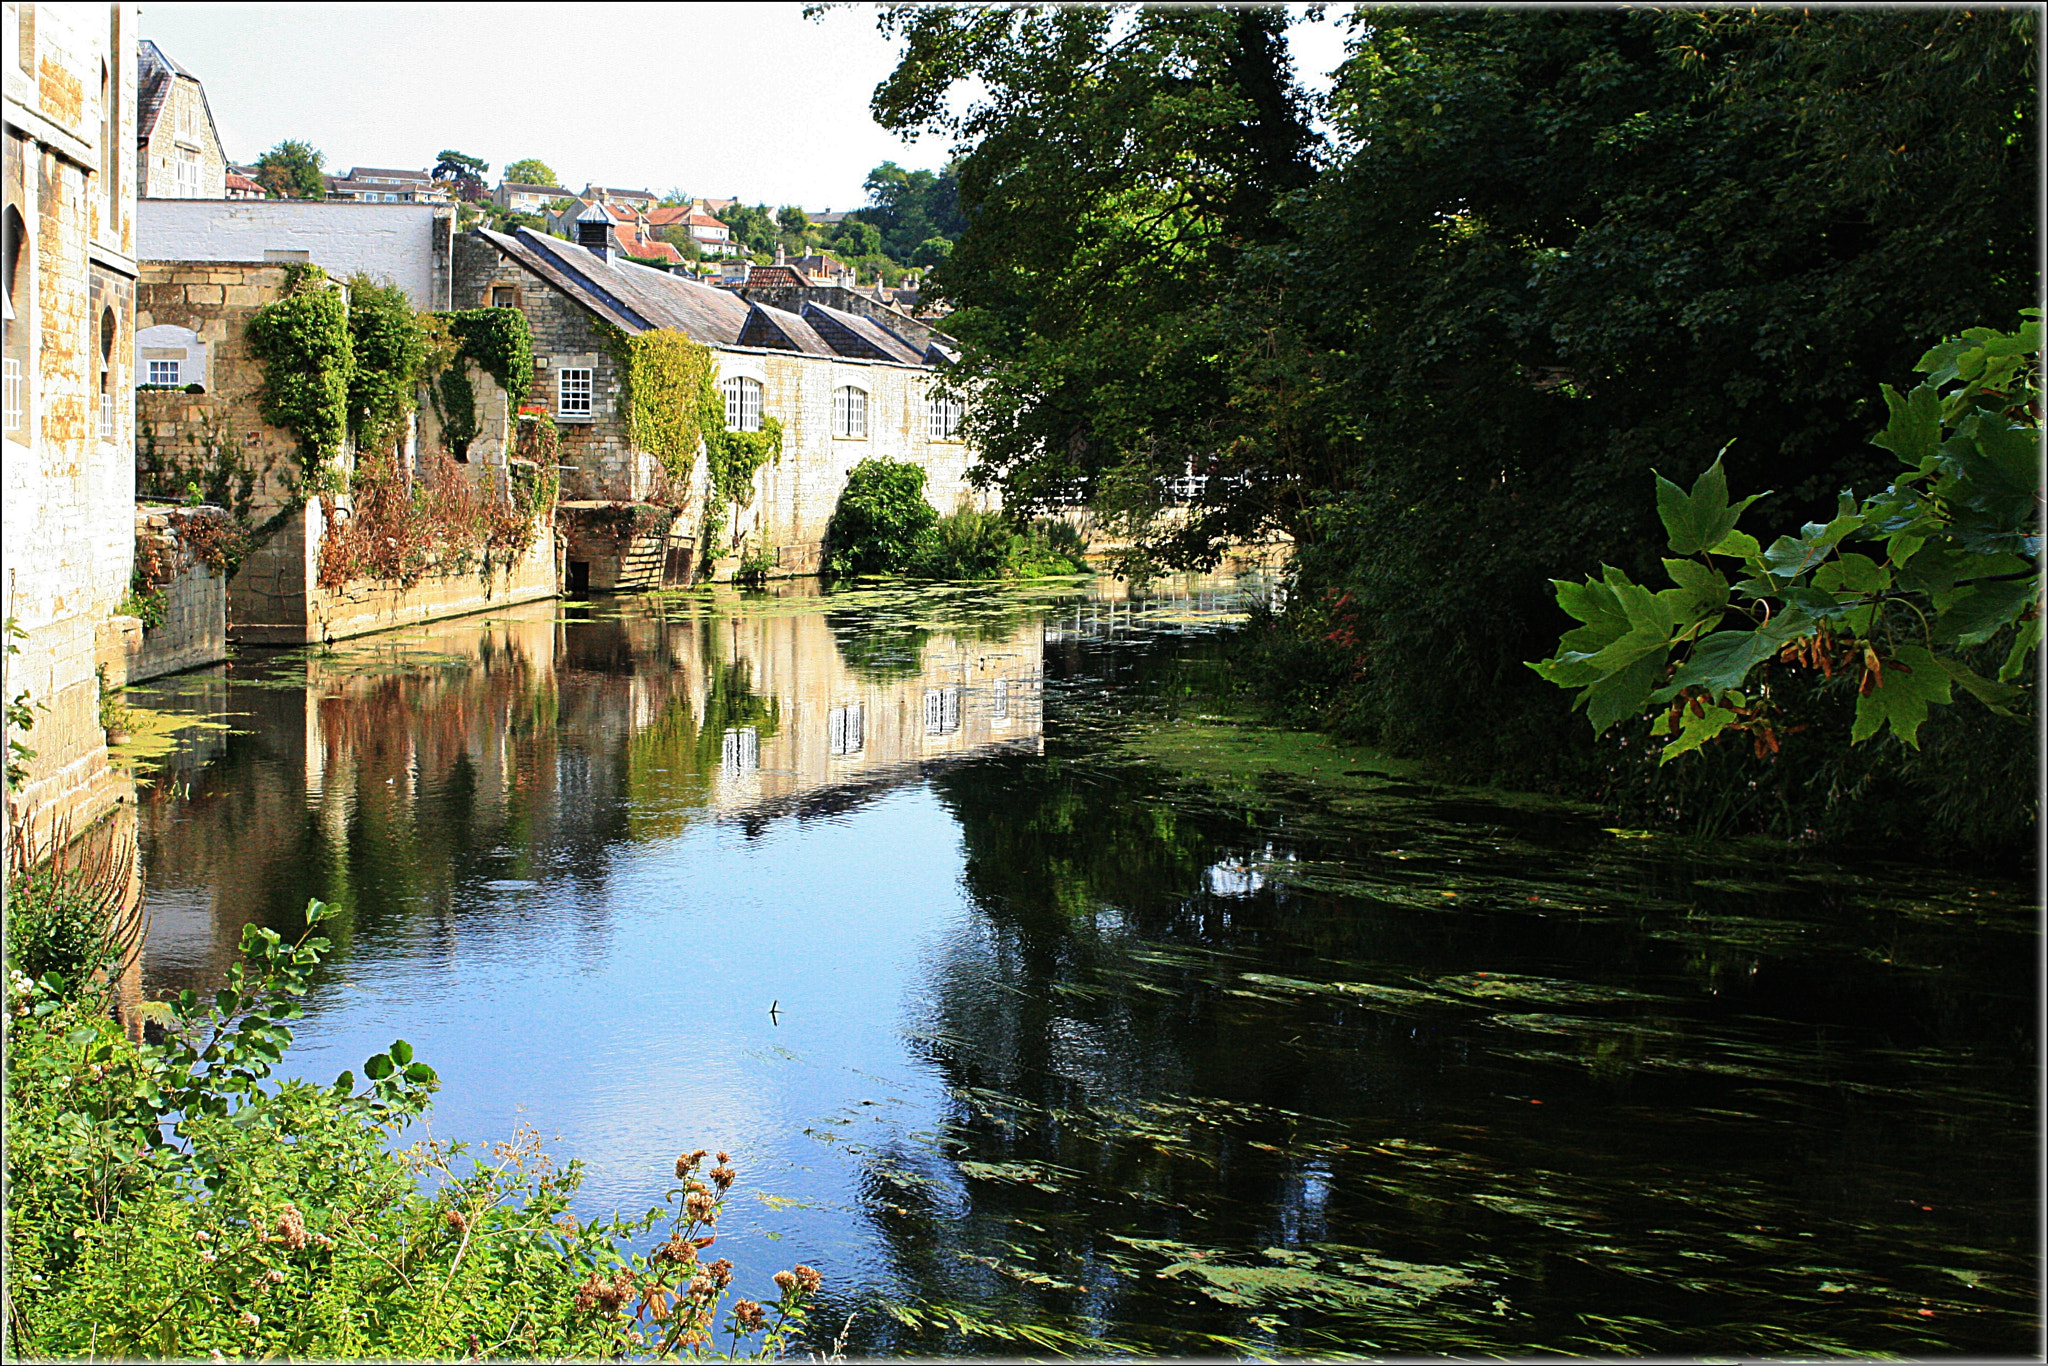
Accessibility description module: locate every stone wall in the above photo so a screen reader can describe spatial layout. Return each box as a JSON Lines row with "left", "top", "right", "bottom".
{"left": 558, "top": 505, "right": 693, "bottom": 591}
{"left": 139, "top": 199, "right": 456, "bottom": 309}
{"left": 302, "top": 525, "right": 559, "bottom": 644}
{"left": 4, "top": 1, "right": 142, "bottom": 839}
{"left": 136, "top": 74, "right": 224, "bottom": 199}
{"left": 128, "top": 506, "right": 226, "bottom": 681}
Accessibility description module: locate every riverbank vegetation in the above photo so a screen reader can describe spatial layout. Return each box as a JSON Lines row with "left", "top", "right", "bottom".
{"left": 3, "top": 843, "right": 821, "bottom": 1359}
{"left": 869, "top": 6, "right": 2038, "bottom": 856}
{"left": 823, "top": 459, "right": 1087, "bottom": 581}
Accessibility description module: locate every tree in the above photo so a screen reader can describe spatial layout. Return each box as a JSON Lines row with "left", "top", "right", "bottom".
{"left": 716, "top": 202, "right": 778, "bottom": 256}
{"left": 910, "top": 237, "right": 953, "bottom": 269}
{"left": 776, "top": 206, "right": 811, "bottom": 239}
{"left": 255, "top": 140, "right": 324, "bottom": 199}
{"left": 828, "top": 218, "right": 882, "bottom": 259}
{"left": 432, "top": 149, "right": 490, "bottom": 202}
{"left": 502, "top": 158, "right": 558, "bottom": 188}
{"left": 866, "top": 5, "right": 1321, "bottom": 542}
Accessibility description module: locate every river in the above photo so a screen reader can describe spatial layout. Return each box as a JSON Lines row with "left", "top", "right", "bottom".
{"left": 127, "top": 575, "right": 2039, "bottom": 1357}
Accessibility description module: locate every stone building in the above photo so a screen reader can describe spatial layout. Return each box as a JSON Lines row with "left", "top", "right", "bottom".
{"left": 4, "top": 0, "right": 141, "bottom": 836}
{"left": 453, "top": 224, "right": 985, "bottom": 580}
{"left": 134, "top": 37, "right": 224, "bottom": 199}
{"left": 134, "top": 199, "right": 554, "bottom": 644}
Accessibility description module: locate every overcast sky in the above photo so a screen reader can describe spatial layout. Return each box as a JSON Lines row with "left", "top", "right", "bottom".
{"left": 134, "top": 3, "right": 1355, "bottom": 211}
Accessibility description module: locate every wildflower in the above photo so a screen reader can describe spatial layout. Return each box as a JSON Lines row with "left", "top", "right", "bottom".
{"left": 274, "top": 1205, "right": 308, "bottom": 1251}
{"left": 687, "top": 1273, "right": 713, "bottom": 1300}
{"left": 716, "top": 1151, "right": 730, "bottom": 1164}
{"left": 710, "top": 1164, "right": 736, "bottom": 1191}
{"left": 238, "top": 1311, "right": 260, "bottom": 1328}
{"left": 445, "top": 1208, "right": 469, "bottom": 1237}
{"left": 558, "top": 1213, "right": 580, "bottom": 1235}
{"left": 266, "top": 1268, "right": 286, "bottom": 1284}
{"left": 707, "top": 1257, "right": 733, "bottom": 1289}
{"left": 793, "top": 1264, "right": 822, "bottom": 1295}
{"left": 774, "top": 1270, "right": 798, "bottom": 1296}
{"left": 684, "top": 1189, "right": 717, "bottom": 1223}
{"left": 732, "top": 1299, "right": 767, "bottom": 1332}
{"left": 674, "top": 1148, "right": 708, "bottom": 1180}
{"left": 653, "top": 1233, "right": 696, "bottom": 1267}
{"left": 574, "top": 1274, "right": 603, "bottom": 1314}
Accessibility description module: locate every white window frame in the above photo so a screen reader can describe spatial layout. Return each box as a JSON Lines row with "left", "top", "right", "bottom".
{"left": 832, "top": 385, "right": 868, "bottom": 440}
{"left": 147, "top": 359, "right": 181, "bottom": 386}
{"left": 721, "top": 726, "right": 759, "bottom": 773}
{"left": 828, "top": 703, "right": 864, "bottom": 756}
{"left": 557, "top": 367, "right": 593, "bottom": 421}
{"left": 722, "top": 376, "right": 763, "bottom": 433}
{"left": 991, "top": 678, "right": 1009, "bottom": 723}
{"left": 927, "top": 393, "right": 962, "bottom": 441}
{"left": 99, "top": 392, "right": 114, "bottom": 441}
{"left": 4, "top": 358, "right": 23, "bottom": 432}
{"left": 923, "top": 686, "right": 960, "bottom": 736}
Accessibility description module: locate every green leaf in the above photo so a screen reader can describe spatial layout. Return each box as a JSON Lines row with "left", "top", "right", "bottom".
{"left": 1654, "top": 454, "right": 1765, "bottom": 556}
{"left": 403, "top": 1062, "right": 437, "bottom": 1084}
{"left": 390, "top": 1039, "right": 414, "bottom": 1066}
{"left": 1999, "top": 613, "right": 2042, "bottom": 683}
{"left": 1763, "top": 534, "right": 1829, "bottom": 580}
{"left": 1872, "top": 382, "right": 1942, "bottom": 467}
{"left": 331, "top": 1070, "right": 356, "bottom": 1096}
{"left": 1582, "top": 648, "right": 1667, "bottom": 736}
{"left": 363, "top": 1052, "right": 394, "bottom": 1081}
{"left": 1708, "top": 529, "right": 1761, "bottom": 558}
{"left": 1658, "top": 700, "right": 1742, "bottom": 763}
{"left": 1850, "top": 645, "right": 1953, "bottom": 747}
{"left": 1934, "top": 575, "right": 2039, "bottom": 647}
{"left": 1811, "top": 553, "right": 1889, "bottom": 595}
{"left": 1933, "top": 656, "right": 2020, "bottom": 715}
{"left": 305, "top": 898, "right": 330, "bottom": 926}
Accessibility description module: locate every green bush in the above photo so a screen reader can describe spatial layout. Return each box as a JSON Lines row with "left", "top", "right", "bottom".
{"left": 4, "top": 901, "right": 823, "bottom": 1360}
{"left": 822, "top": 458, "right": 940, "bottom": 578}
{"left": 908, "top": 508, "right": 1088, "bottom": 580}
{"left": 246, "top": 266, "right": 352, "bottom": 479}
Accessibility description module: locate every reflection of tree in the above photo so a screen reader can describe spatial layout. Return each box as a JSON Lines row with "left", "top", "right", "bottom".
{"left": 626, "top": 655, "right": 782, "bottom": 844}
{"left": 824, "top": 607, "right": 929, "bottom": 682}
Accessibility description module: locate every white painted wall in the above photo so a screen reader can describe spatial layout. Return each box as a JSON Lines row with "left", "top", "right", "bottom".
{"left": 137, "top": 199, "right": 450, "bottom": 307}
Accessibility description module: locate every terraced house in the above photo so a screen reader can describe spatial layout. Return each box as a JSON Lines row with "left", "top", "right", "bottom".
{"left": 454, "top": 222, "right": 981, "bottom": 583}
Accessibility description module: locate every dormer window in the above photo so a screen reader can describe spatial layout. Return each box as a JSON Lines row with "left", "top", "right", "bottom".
{"left": 722, "top": 376, "right": 763, "bottom": 433}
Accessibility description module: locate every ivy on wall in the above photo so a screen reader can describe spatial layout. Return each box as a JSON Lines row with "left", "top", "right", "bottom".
{"left": 446, "top": 308, "right": 535, "bottom": 404}
{"left": 345, "top": 274, "right": 429, "bottom": 459}
{"left": 706, "top": 417, "right": 783, "bottom": 509}
{"left": 245, "top": 263, "right": 351, "bottom": 488}
{"left": 600, "top": 325, "right": 722, "bottom": 486}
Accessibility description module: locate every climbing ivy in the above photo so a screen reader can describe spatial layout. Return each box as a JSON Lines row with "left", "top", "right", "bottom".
{"left": 246, "top": 263, "right": 351, "bottom": 486}
{"left": 431, "top": 361, "right": 480, "bottom": 460}
{"left": 445, "top": 308, "right": 534, "bottom": 404}
{"left": 344, "top": 274, "right": 429, "bottom": 459}
{"left": 601, "top": 325, "right": 723, "bottom": 485}
{"left": 706, "top": 416, "right": 783, "bottom": 508}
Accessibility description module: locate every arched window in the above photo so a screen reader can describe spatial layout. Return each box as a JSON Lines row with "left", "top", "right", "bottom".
{"left": 832, "top": 385, "right": 867, "bottom": 440}
{"left": 721, "top": 376, "right": 762, "bottom": 433}
{"left": 3, "top": 206, "right": 26, "bottom": 435}
{"left": 98, "top": 307, "right": 117, "bottom": 440}
{"left": 926, "top": 393, "right": 962, "bottom": 441}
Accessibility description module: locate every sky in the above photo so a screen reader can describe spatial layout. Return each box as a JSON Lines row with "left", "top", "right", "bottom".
{"left": 135, "top": 2, "right": 1356, "bottom": 212}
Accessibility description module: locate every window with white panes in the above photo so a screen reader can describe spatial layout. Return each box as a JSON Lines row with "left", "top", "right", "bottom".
{"left": 923, "top": 687, "right": 960, "bottom": 736}
{"left": 175, "top": 147, "right": 200, "bottom": 198}
{"left": 992, "top": 678, "right": 1009, "bottom": 722}
{"left": 722, "top": 376, "right": 762, "bottom": 432}
{"left": 721, "top": 727, "right": 759, "bottom": 773}
{"left": 832, "top": 385, "right": 867, "bottom": 439}
{"left": 147, "top": 359, "right": 181, "bottom": 386}
{"left": 3, "top": 359, "right": 22, "bottom": 432}
{"left": 557, "top": 367, "right": 593, "bottom": 419}
{"left": 828, "top": 703, "right": 864, "bottom": 756}
{"left": 927, "top": 393, "right": 962, "bottom": 441}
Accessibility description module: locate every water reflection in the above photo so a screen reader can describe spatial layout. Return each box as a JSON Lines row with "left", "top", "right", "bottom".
{"left": 127, "top": 577, "right": 2037, "bottom": 1358}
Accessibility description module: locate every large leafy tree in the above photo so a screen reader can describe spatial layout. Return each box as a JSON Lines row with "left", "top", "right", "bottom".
{"left": 432, "top": 149, "right": 490, "bottom": 202}
{"left": 255, "top": 140, "right": 324, "bottom": 199}
{"left": 854, "top": 161, "right": 966, "bottom": 261}
{"left": 1266, "top": 7, "right": 2038, "bottom": 791}
{"left": 867, "top": 5, "right": 1323, "bottom": 554}
{"left": 502, "top": 157, "right": 558, "bottom": 188}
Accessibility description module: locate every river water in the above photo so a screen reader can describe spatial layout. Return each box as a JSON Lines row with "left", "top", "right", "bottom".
{"left": 128, "top": 576, "right": 2038, "bottom": 1358}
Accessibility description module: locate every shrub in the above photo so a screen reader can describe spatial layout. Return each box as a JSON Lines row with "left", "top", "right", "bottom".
{"left": 246, "top": 265, "right": 351, "bottom": 483}
{"left": 4, "top": 900, "right": 823, "bottom": 1360}
{"left": 901, "top": 508, "right": 1090, "bottom": 581}
{"left": 822, "top": 458, "right": 939, "bottom": 578}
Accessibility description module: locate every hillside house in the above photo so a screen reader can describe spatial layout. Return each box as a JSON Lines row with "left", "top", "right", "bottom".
{"left": 325, "top": 166, "right": 448, "bottom": 204}
{"left": 454, "top": 223, "right": 983, "bottom": 581}
{"left": 135, "top": 37, "right": 224, "bottom": 198}
{"left": 581, "top": 183, "right": 654, "bottom": 214}
{"left": 494, "top": 180, "right": 569, "bottom": 214}
{"left": 644, "top": 202, "right": 735, "bottom": 258}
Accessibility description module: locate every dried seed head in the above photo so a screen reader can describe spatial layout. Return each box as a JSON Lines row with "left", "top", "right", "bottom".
{"left": 710, "top": 1164, "right": 736, "bottom": 1191}
{"left": 274, "top": 1205, "right": 308, "bottom": 1252}
{"left": 574, "top": 1273, "right": 603, "bottom": 1314}
{"left": 733, "top": 1299, "right": 767, "bottom": 1332}
{"left": 445, "top": 1208, "right": 469, "bottom": 1237}
{"left": 774, "top": 1270, "right": 797, "bottom": 1295}
{"left": 653, "top": 1233, "right": 696, "bottom": 1267}
{"left": 793, "top": 1264, "right": 822, "bottom": 1295}
{"left": 716, "top": 1151, "right": 730, "bottom": 1164}
{"left": 688, "top": 1273, "right": 714, "bottom": 1300}
{"left": 708, "top": 1257, "right": 734, "bottom": 1289}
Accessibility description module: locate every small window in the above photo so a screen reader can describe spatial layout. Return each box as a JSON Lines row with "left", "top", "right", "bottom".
{"left": 176, "top": 147, "right": 200, "bottom": 198}
{"left": 491, "top": 286, "right": 516, "bottom": 308}
{"left": 722, "top": 726, "right": 759, "bottom": 773}
{"left": 148, "top": 359, "right": 181, "bottom": 386}
{"left": 828, "top": 703, "right": 863, "bottom": 756}
{"left": 557, "top": 367, "right": 593, "bottom": 419}
{"left": 927, "top": 394, "right": 962, "bottom": 441}
{"left": 722, "top": 376, "right": 762, "bottom": 433}
{"left": 923, "top": 687, "right": 960, "bottom": 737}
{"left": 4, "top": 358, "right": 23, "bottom": 432}
{"left": 832, "top": 385, "right": 867, "bottom": 439}
{"left": 991, "top": 679, "right": 1009, "bottom": 722}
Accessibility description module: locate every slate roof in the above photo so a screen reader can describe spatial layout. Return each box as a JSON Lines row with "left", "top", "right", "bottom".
{"left": 473, "top": 228, "right": 933, "bottom": 368}
{"left": 349, "top": 166, "right": 432, "bottom": 182}
{"left": 798, "top": 301, "right": 925, "bottom": 365}
{"left": 136, "top": 40, "right": 224, "bottom": 155}
{"left": 500, "top": 182, "right": 569, "bottom": 196}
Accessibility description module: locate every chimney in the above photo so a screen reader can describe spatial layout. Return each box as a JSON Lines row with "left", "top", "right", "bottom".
{"left": 774, "top": 243, "right": 786, "bottom": 267}
{"left": 576, "top": 200, "right": 613, "bottom": 260}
